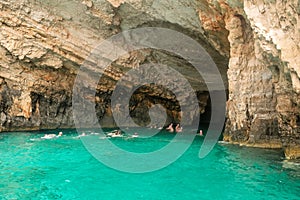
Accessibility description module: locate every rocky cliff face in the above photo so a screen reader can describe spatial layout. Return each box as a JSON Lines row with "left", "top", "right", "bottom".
{"left": 0, "top": 0, "right": 299, "bottom": 159}
{"left": 222, "top": 0, "right": 300, "bottom": 159}
{"left": 0, "top": 0, "right": 227, "bottom": 131}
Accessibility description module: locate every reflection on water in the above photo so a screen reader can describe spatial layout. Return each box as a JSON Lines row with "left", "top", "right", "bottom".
{"left": 282, "top": 160, "right": 300, "bottom": 177}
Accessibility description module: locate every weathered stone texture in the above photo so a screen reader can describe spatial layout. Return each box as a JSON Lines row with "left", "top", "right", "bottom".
{"left": 221, "top": 0, "right": 300, "bottom": 159}
{"left": 0, "top": 0, "right": 226, "bottom": 131}
{"left": 0, "top": 0, "right": 299, "bottom": 159}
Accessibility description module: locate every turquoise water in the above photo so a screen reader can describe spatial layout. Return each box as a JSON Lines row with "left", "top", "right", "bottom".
{"left": 1, "top": 129, "right": 300, "bottom": 200}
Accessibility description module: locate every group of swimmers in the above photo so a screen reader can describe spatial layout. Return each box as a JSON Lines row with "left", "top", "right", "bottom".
{"left": 165, "top": 123, "right": 204, "bottom": 136}
{"left": 39, "top": 127, "right": 203, "bottom": 140}
{"left": 40, "top": 130, "right": 139, "bottom": 140}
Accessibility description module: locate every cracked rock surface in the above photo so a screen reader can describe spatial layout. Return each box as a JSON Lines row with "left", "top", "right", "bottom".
{"left": 0, "top": 0, "right": 299, "bottom": 159}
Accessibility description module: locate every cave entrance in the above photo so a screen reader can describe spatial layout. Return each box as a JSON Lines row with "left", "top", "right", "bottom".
{"left": 197, "top": 90, "right": 228, "bottom": 135}
{"left": 296, "top": 115, "right": 300, "bottom": 127}
{"left": 96, "top": 43, "right": 229, "bottom": 129}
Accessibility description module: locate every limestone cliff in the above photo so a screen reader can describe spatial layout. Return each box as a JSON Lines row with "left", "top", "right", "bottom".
{"left": 222, "top": 0, "right": 300, "bottom": 159}
{"left": 0, "top": 0, "right": 299, "bottom": 159}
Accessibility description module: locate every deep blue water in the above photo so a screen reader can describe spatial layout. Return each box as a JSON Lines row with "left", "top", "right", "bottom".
{"left": 0, "top": 129, "right": 300, "bottom": 200}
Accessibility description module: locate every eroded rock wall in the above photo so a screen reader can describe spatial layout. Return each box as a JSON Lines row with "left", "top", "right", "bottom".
{"left": 0, "top": 0, "right": 299, "bottom": 158}
{"left": 0, "top": 0, "right": 227, "bottom": 131}
{"left": 193, "top": 0, "right": 300, "bottom": 158}
{"left": 217, "top": 0, "right": 300, "bottom": 159}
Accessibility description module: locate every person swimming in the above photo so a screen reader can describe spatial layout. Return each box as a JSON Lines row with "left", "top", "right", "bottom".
{"left": 107, "top": 130, "right": 117, "bottom": 137}
{"left": 41, "top": 132, "right": 63, "bottom": 139}
{"left": 166, "top": 123, "right": 174, "bottom": 133}
{"left": 199, "top": 130, "right": 203, "bottom": 136}
{"left": 132, "top": 132, "right": 139, "bottom": 138}
{"left": 111, "top": 131, "right": 123, "bottom": 137}
{"left": 107, "top": 130, "right": 123, "bottom": 137}
{"left": 175, "top": 124, "right": 182, "bottom": 133}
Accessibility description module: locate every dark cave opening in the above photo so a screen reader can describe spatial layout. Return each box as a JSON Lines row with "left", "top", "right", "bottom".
{"left": 197, "top": 90, "right": 228, "bottom": 136}
{"left": 94, "top": 35, "right": 229, "bottom": 130}
{"left": 296, "top": 115, "right": 300, "bottom": 127}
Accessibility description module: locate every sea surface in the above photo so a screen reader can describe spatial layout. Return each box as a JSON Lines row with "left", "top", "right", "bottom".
{"left": 0, "top": 128, "right": 300, "bottom": 200}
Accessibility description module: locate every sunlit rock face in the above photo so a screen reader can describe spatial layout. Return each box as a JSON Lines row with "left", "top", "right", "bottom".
{"left": 218, "top": 0, "right": 300, "bottom": 159}
{"left": 0, "top": 0, "right": 299, "bottom": 158}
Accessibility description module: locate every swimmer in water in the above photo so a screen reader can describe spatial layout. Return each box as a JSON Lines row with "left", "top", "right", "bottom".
{"left": 175, "top": 124, "right": 182, "bottom": 133}
{"left": 107, "top": 130, "right": 123, "bottom": 137}
{"left": 41, "top": 132, "right": 62, "bottom": 139}
{"left": 199, "top": 130, "right": 203, "bottom": 136}
{"left": 41, "top": 134, "right": 54, "bottom": 139}
{"left": 132, "top": 132, "right": 139, "bottom": 138}
{"left": 166, "top": 123, "right": 174, "bottom": 133}
{"left": 112, "top": 130, "right": 122, "bottom": 137}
